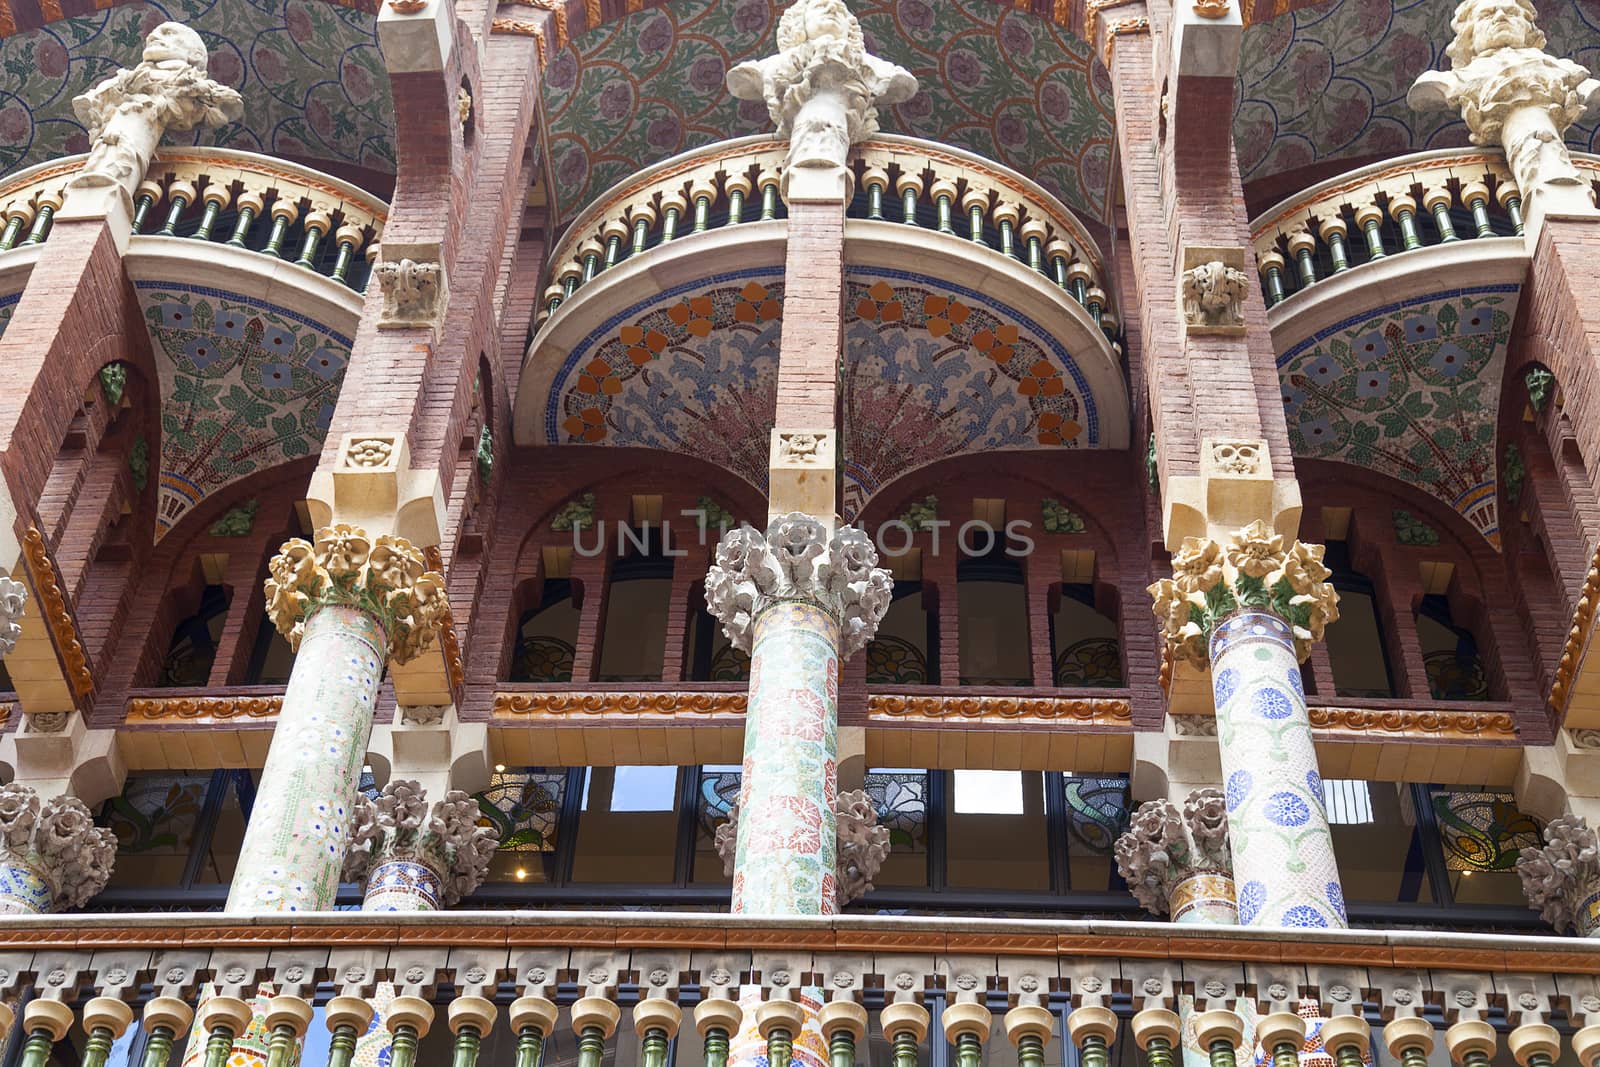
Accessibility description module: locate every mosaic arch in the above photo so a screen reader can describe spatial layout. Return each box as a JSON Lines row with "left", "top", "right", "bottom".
{"left": 539, "top": 0, "right": 1116, "bottom": 224}
{"left": 1276, "top": 284, "right": 1516, "bottom": 549}
{"left": 537, "top": 266, "right": 1121, "bottom": 520}
{"left": 1235, "top": 0, "right": 1600, "bottom": 186}
{"left": 0, "top": 0, "right": 394, "bottom": 181}
{"left": 137, "top": 281, "right": 350, "bottom": 538}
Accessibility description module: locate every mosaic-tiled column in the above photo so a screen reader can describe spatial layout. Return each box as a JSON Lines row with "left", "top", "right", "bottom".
{"left": 1114, "top": 788, "right": 1237, "bottom": 923}
{"left": 712, "top": 788, "right": 891, "bottom": 908}
{"left": 226, "top": 524, "right": 448, "bottom": 912}
{"left": 1149, "top": 521, "right": 1346, "bottom": 929}
{"left": 705, "top": 514, "right": 892, "bottom": 915}
{"left": 1517, "top": 814, "right": 1600, "bottom": 937}
{"left": 0, "top": 783, "right": 115, "bottom": 913}
{"left": 344, "top": 779, "right": 499, "bottom": 910}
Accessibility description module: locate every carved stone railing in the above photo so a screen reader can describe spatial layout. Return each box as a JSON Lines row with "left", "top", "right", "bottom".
{"left": 537, "top": 135, "right": 1116, "bottom": 338}
{"left": 0, "top": 913, "right": 1595, "bottom": 1064}
{"left": 1249, "top": 148, "right": 1546, "bottom": 307}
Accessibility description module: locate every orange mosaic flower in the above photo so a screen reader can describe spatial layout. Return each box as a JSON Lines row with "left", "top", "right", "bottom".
{"left": 856, "top": 280, "right": 903, "bottom": 323}
{"left": 667, "top": 295, "right": 715, "bottom": 337}
{"left": 561, "top": 406, "right": 607, "bottom": 443}
{"left": 923, "top": 294, "right": 971, "bottom": 338}
{"left": 1018, "top": 358, "right": 1065, "bottom": 397}
{"left": 1036, "top": 411, "right": 1083, "bottom": 446}
{"left": 971, "top": 322, "right": 1020, "bottom": 364}
{"left": 734, "top": 281, "right": 782, "bottom": 323}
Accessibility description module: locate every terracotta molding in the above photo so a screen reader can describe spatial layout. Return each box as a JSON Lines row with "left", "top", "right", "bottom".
{"left": 489, "top": 17, "right": 549, "bottom": 59}
{"left": 21, "top": 526, "right": 92, "bottom": 696}
{"left": 1306, "top": 705, "right": 1520, "bottom": 741}
{"left": 866, "top": 693, "right": 1132, "bottom": 724}
{"left": 126, "top": 694, "right": 284, "bottom": 723}
{"left": 1547, "top": 540, "right": 1600, "bottom": 716}
{"left": 492, "top": 690, "right": 749, "bottom": 717}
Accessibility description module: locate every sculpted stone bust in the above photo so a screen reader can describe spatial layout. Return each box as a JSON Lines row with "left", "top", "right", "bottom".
{"left": 70, "top": 22, "right": 244, "bottom": 197}
{"left": 1409, "top": 0, "right": 1599, "bottom": 219}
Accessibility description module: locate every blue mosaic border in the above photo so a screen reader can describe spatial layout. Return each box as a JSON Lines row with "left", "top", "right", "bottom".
{"left": 1276, "top": 284, "right": 1520, "bottom": 367}
{"left": 134, "top": 280, "right": 354, "bottom": 348}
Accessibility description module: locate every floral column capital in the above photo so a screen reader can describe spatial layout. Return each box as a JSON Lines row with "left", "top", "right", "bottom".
{"left": 0, "top": 784, "right": 116, "bottom": 913}
{"left": 715, "top": 788, "right": 890, "bottom": 906}
{"left": 263, "top": 523, "right": 449, "bottom": 664}
{"left": 343, "top": 780, "right": 500, "bottom": 910}
{"left": 1114, "top": 788, "right": 1236, "bottom": 922}
{"left": 1148, "top": 520, "right": 1340, "bottom": 668}
{"left": 1517, "top": 814, "right": 1600, "bottom": 937}
{"left": 704, "top": 513, "right": 892, "bottom": 657}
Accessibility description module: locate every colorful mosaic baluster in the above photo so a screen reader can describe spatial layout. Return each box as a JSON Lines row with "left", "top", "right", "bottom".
{"left": 22, "top": 190, "right": 60, "bottom": 245}
{"left": 1211, "top": 610, "right": 1345, "bottom": 928}
{"left": 226, "top": 191, "right": 262, "bottom": 247}
{"left": 192, "top": 185, "right": 230, "bottom": 241}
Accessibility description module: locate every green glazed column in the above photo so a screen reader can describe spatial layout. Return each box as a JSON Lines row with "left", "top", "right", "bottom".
{"left": 1068, "top": 1006, "right": 1116, "bottom": 1067}
{"left": 697, "top": 999, "right": 745, "bottom": 1067}
{"left": 1256, "top": 1012, "right": 1308, "bottom": 1067}
{"left": 81, "top": 999, "right": 135, "bottom": 1067}
{"left": 1005, "top": 1006, "right": 1053, "bottom": 1067}
{"left": 1510, "top": 1024, "right": 1562, "bottom": 1067}
{"left": 449, "top": 996, "right": 499, "bottom": 1067}
{"left": 194, "top": 997, "right": 254, "bottom": 1067}
{"left": 945, "top": 1004, "right": 993, "bottom": 1067}
{"left": 573, "top": 996, "right": 623, "bottom": 1067}
{"left": 1321, "top": 1016, "right": 1371, "bottom": 1067}
{"left": 18, "top": 1001, "right": 72, "bottom": 1067}
{"left": 1132, "top": 1010, "right": 1181, "bottom": 1067}
{"left": 635, "top": 998, "right": 683, "bottom": 1067}
{"left": 1192, "top": 1011, "right": 1244, "bottom": 1067}
{"left": 1446, "top": 1021, "right": 1497, "bottom": 1067}
{"left": 510, "top": 996, "right": 559, "bottom": 1067}
{"left": 226, "top": 525, "right": 449, "bottom": 911}
{"left": 818, "top": 1001, "right": 866, "bottom": 1067}
{"left": 326, "top": 997, "right": 376, "bottom": 1067}
{"left": 385, "top": 996, "right": 436, "bottom": 1067}
{"left": 139, "top": 998, "right": 194, "bottom": 1067}
{"left": 262, "top": 996, "right": 314, "bottom": 1067}
{"left": 882, "top": 1003, "right": 929, "bottom": 1067}
{"left": 757, "top": 1000, "right": 808, "bottom": 1067}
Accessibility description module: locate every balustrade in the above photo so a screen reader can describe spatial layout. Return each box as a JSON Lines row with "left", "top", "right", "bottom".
{"left": 536, "top": 135, "right": 1117, "bottom": 345}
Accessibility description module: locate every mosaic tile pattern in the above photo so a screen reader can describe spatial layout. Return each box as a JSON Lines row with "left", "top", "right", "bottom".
{"left": 542, "top": 267, "right": 1107, "bottom": 519}
{"left": 364, "top": 858, "right": 444, "bottom": 910}
{"left": 0, "top": 0, "right": 394, "bottom": 180}
{"left": 541, "top": 0, "right": 1115, "bottom": 222}
{"left": 137, "top": 283, "right": 350, "bottom": 539}
{"left": 729, "top": 984, "right": 829, "bottom": 1067}
{"left": 0, "top": 861, "right": 51, "bottom": 913}
{"left": 1277, "top": 287, "right": 1514, "bottom": 548}
{"left": 225, "top": 604, "right": 383, "bottom": 912}
{"left": 1211, "top": 611, "right": 1346, "bottom": 929}
{"left": 731, "top": 601, "right": 840, "bottom": 915}
{"left": 1235, "top": 0, "right": 1600, "bottom": 183}
{"left": 180, "top": 986, "right": 280, "bottom": 1067}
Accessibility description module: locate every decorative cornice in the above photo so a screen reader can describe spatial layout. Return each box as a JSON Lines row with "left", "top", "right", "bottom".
{"left": 493, "top": 691, "right": 748, "bottom": 717}
{"left": 488, "top": 17, "right": 549, "bottom": 58}
{"left": 263, "top": 524, "right": 449, "bottom": 665}
{"left": 128, "top": 695, "right": 283, "bottom": 722}
{"left": 21, "top": 527, "right": 91, "bottom": 695}
{"left": 422, "top": 546, "right": 465, "bottom": 695}
{"left": 1548, "top": 542, "right": 1600, "bottom": 716}
{"left": 1307, "top": 705, "right": 1518, "bottom": 740}
{"left": 867, "top": 693, "right": 1131, "bottom": 723}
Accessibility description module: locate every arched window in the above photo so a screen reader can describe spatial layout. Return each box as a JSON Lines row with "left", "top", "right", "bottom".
{"left": 510, "top": 579, "right": 580, "bottom": 682}
{"left": 683, "top": 582, "right": 749, "bottom": 682}
{"left": 1416, "top": 594, "right": 1489, "bottom": 700}
{"left": 157, "top": 584, "right": 230, "bottom": 687}
{"left": 956, "top": 546, "right": 1030, "bottom": 686}
{"left": 1321, "top": 544, "right": 1396, "bottom": 698}
{"left": 596, "top": 527, "right": 673, "bottom": 682}
{"left": 866, "top": 582, "right": 937, "bottom": 684}
{"left": 1049, "top": 584, "right": 1121, "bottom": 687}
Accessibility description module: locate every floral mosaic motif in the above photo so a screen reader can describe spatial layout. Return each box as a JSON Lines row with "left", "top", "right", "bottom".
{"left": 1430, "top": 788, "right": 1542, "bottom": 872}
{"left": 864, "top": 634, "right": 929, "bottom": 684}
{"left": 138, "top": 284, "right": 350, "bottom": 539}
{"left": 1277, "top": 289, "right": 1513, "bottom": 549}
{"left": 541, "top": 0, "right": 1114, "bottom": 223}
{"left": 0, "top": 0, "right": 394, "bottom": 180}
{"left": 545, "top": 268, "right": 1106, "bottom": 520}
{"left": 474, "top": 770, "right": 566, "bottom": 852}
{"left": 863, "top": 769, "right": 927, "bottom": 851}
{"left": 1064, "top": 775, "right": 1130, "bottom": 855}
{"left": 1053, "top": 636, "right": 1123, "bottom": 687}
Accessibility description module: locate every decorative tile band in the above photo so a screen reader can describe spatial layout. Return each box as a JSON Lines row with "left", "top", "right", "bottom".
{"left": 1306, "top": 705, "right": 1518, "bottom": 739}
{"left": 21, "top": 526, "right": 92, "bottom": 696}
{"left": 867, "top": 694, "right": 1132, "bottom": 722}
{"left": 1549, "top": 541, "right": 1600, "bottom": 716}
{"left": 128, "top": 695, "right": 284, "bottom": 722}
{"left": 493, "top": 691, "right": 748, "bottom": 717}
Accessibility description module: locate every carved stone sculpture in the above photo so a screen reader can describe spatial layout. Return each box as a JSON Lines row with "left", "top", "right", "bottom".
{"left": 726, "top": 0, "right": 917, "bottom": 198}
{"left": 1408, "top": 0, "right": 1600, "bottom": 226}
{"left": 1148, "top": 519, "right": 1340, "bottom": 667}
{"left": 70, "top": 23, "right": 243, "bottom": 200}
{"left": 714, "top": 788, "right": 889, "bottom": 906}
{"left": 0, "top": 784, "right": 116, "bottom": 913}
{"left": 703, "top": 512, "right": 892, "bottom": 657}
{"left": 374, "top": 258, "right": 447, "bottom": 330}
{"left": 0, "top": 577, "right": 26, "bottom": 658}
{"left": 343, "top": 779, "right": 500, "bottom": 910}
{"left": 1114, "top": 788, "right": 1235, "bottom": 921}
{"left": 1181, "top": 260, "right": 1249, "bottom": 328}
{"left": 1516, "top": 814, "right": 1600, "bottom": 937}
{"left": 262, "top": 523, "right": 450, "bottom": 664}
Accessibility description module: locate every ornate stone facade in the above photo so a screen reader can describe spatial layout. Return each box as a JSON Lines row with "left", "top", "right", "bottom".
{"left": 0, "top": 784, "right": 115, "bottom": 913}
{"left": 343, "top": 780, "right": 499, "bottom": 911}
{"left": 1180, "top": 260, "right": 1248, "bottom": 329}
{"left": 703, "top": 513, "right": 891, "bottom": 658}
{"left": 1517, "top": 815, "right": 1600, "bottom": 938}
{"left": 1114, "top": 788, "right": 1236, "bottom": 924}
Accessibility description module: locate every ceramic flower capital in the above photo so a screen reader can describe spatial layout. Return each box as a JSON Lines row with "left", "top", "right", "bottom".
{"left": 1516, "top": 814, "right": 1600, "bottom": 937}
{"left": 1113, "top": 788, "right": 1232, "bottom": 916}
{"left": 1148, "top": 520, "right": 1340, "bottom": 667}
{"left": 0, "top": 784, "right": 116, "bottom": 912}
{"left": 262, "top": 523, "right": 449, "bottom": 664}
{"left": 343, "top": 779, "right": 500, "bottom": 908}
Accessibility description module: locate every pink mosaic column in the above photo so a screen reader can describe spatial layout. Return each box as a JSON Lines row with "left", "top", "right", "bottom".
{"left": 705, "top": 515, "right": 891, "bottom": 916}
{"left": 226, "top": 525, "right": 448, "bottom": 913}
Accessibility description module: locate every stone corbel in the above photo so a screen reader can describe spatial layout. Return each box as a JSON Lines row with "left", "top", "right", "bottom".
{"left": 1129, "top": 721, "right": 1221, "bottom": 803}
{"left": 446, "top": 947, "right": 509, "bottom": 999}
{"left": 1516, "top": 733, "right": 1600, "bottom": 827}
{"left": 377, "top": 0, "right": 456, "bottom": 74}
{"left": 366, "top": 704, "right": 489, "bottom": 800}
{"left": 373, "top": 247, "right": 449, "bottom": 338}
{"left": 1179, "top": 247, "right": 1249, "bottom": 335}
{"left": 1163, "top": 437, "right": 1302, "bottom": 549}
{"left": 0, "top": 712, "right": 124, "bottom": 807}
{"left": 1170, "top": 0, "right": 1241, "bottom": 79}
{"left": 769, "top": 428, "right": 837, "bottom": 527}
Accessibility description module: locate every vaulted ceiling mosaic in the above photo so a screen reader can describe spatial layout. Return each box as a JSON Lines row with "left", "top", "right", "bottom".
{"left": 537, "top": 266, "right": 1116, "bottom": 519}
{"left": 540, "top": 0, "right": 1115, "bottom": 224}
{"left": 1277, "top": 285, "right": 1515, "bottom": 549}
{"left": 137, "top": 282, "right": 349, "bottom": 538}
{"left": 0, "top": 0, "right": 394, "bottom": 181}
{"left": 1235, "top": 0, "right": 1600, "bottom": 187}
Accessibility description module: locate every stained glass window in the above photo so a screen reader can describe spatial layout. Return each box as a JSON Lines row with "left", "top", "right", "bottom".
{"left": 866, "top": 635, "right": 930, "bottom": 684}
{"left": 476, "top": 769, "right": 566, "bottom": 883}
{"left": 1062, "top": 776, "right": 1130, "bottom": 855}
{"left": 104, "top": 774, "right": 208, "bottom": 856}
{"left": 864, "top": 769, "right": 929, "bottom": 888}
{"left": 694, "top": 765, "right": 741, "bottom": 883}
{"left": 1430, "top": 789, "right": 1542, "bottom": 872}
